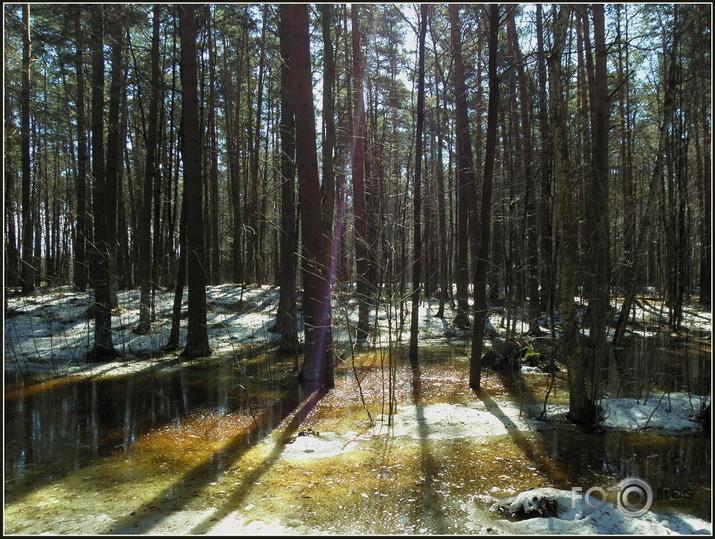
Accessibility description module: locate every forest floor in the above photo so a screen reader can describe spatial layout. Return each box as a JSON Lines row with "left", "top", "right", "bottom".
{"left": 3, "top": 284, "right": 713, "bottom": 535}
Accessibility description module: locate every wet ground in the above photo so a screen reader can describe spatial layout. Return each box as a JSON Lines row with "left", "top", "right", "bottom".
{"left": 3, "top": 346, "right": 711, "bottom": 534}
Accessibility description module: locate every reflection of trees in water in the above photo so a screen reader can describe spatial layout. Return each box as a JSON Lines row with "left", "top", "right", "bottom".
{"left": 4, "top": 349, "right": 301, "bottom": 502}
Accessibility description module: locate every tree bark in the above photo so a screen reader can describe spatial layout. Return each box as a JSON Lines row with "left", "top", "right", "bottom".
{"left": 21, "top": 4, "right": 35, "bottom": 294}
{"left": 88, "top": 4, "right": 116, "bottom": 362}
{"left": 535, "top": 4, "right": 554, "bottom": 319}
{"left": 470, "top": 4, "right": 500, "bottom": 390}
{"left": 549, "top": 5, "right": 596, "bottom": 424}
{"left": 179, "top": 3, "right": 211, "bottom": 358}
{"left": 695, "top": 10, "right": 711, "bottom": 308}
{"left": 584, "top": 3, "right": 610, "bottom": 399}
{"left": 352, "top": 5, "right": 370, "bottom": 342}
{"left": 409, "top": 4, "right": 428, "bottom": 359}
{"left": 449, "top": 4, "right": 477, "bottom": 330}
{"left": 135, "top": 5, "right": 161, "bottom": 334}
{"left": 72, "top": 5, "right": 88, "bottom": 292}
{"left": 429, "top": 25, "right": 449, "bottom": 319}
{"left": 246, "top": 5, "right": 268, "bottom": 284}
{"left": 321, "top": 4, "right": 336, "bottom": 255}
{"left": 206, "top": 6, "right": 220, "bottom": 285}
{"left": 318, "top": 3, "right": 337, "bottom": 375}
{"left": 286, "top": 4, "right": 334, "bottom": 391}
{"left": 276, "top": 4, "right": 299, "bottom": 353}
{"left": 166, "top": 169, "right": 188, "bottom": 352}
{"left": 507, "top": 9, "right": 540, "bottom": 335}
{"left": 105, "top": 4, "right": 124, "bottom": 308}
{"left": 227, "top": 17, "right": 244, "bottom": 285}
{"left": 116, "top": 64, "right": 131, "bottom": 290}
{"left": 4, "top": 95, "right": 19, "bottom": 289}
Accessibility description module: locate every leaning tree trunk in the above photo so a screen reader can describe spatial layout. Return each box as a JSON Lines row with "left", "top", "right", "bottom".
{"left": 612, "top": 12, "right": 682, "bottom": 346}
{"left": 166, "top": 176, "right": 187, "bottom": 352}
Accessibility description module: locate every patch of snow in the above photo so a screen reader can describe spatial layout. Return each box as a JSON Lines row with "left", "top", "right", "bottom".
{"left": 600, "top": 393, "right": 707, "bottom": 432}
{"left": 375, "top": 401, "right": 532, "bottom": 440}
{"left": 278, "top": 431, "right": 364, "bottom": 460}
{"left": 527, "top": 392, "right": 708, "bottom": 433}
{"left": 495, "top": 487, "right": 712, "bottom": 535}
{"left": 520, "top": 365, "right": 542, "bottom": 374}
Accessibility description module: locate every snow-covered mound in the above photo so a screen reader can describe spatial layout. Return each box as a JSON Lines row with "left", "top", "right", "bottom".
{"left": 497, "top": 487, "right": 712, "bottom": 535}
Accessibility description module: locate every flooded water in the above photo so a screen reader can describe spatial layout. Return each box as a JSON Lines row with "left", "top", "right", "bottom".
{"left": 4, "top": 347, "right": 711, "bottom": 534}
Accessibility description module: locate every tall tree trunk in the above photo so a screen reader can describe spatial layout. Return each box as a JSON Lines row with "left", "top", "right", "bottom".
{"left": 105, "top": 4, "right": 124, "bottom": 308}
{"left": 21, "top": 4, "right": 35, "bottom": 294}
{"left": 352, "top": 5, "right": 370, "bottom": 342}
{"left": 584, "top": 3, "right": 610, "bottom": 399}
{"left": 319, "top": 3, "right": 337, "bottom": 380}
{"left": 507, "top": 10, "right": 540, "bottom": 335}
{"left": 549, "top": 5, "right": 596, "bottom": 424}
{"left": 179, "top": 4, "right": 211, "bottom": 358}
{"left": 4, "top": 98, "right": 19, "bottom": 289}
{"left": 662, "top": 10, "right": 688, "bottom": 333}
{"left": 88, "top": 4, "right": 116, "bottom": 362}
{"left": 167, "top": 168, "right": 188, "bottom": 352}
{"left": 409, "top": 4, "right": 428, "bottom": 359}
{"left": 286, "top": 4, "right": 333, "bottom": 391}
{"left": 166, "top": 104, "right": 187, "bottom": 352}
{"left": 136, "top": 5, "right": 161, "bottom": 335}
{"left": 153, "top": 66, "right": 166, "bottom": 295}
{"left": 246, "top": 5, "right": 268, "bottom": 284}
{"left": 470, "top": 4, "right": 500, "bottom": 390}
{"left": 162, "top": 23, "right": 179, "bottom": 291}
{"left": 72, "top": 5, "right": 88, "bottom": 292}
{"left": 206, "top": 6, "right": 220, "bottom": 285}
{"left": 615, "top": 5, "right": 635, "bottom": 291}
{"left": 695, "top": 19, "right": 711, "bottom": 308}
{"left": 535, "top": 4, "right": 554, "bottom": 320}
{"left": 321, "top": 4, "right": 336, "bottom": 254}
{"left": 428, "top": 23, "right": 449, "bottom": 318}
{"left": 116, "top": 76, "right": 131, "bottom": 290}
{"left": 449, "top": 4, "right": 477, "bottom": 330}
{"left": 228, "top": 23, "right": 244, "bottom": 284}
{"left": 276, "top": 4, "right": 299, "bottom": 353}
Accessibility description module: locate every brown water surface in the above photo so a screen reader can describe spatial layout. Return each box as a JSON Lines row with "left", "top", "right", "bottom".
{"left": 3, "top": 347, "right": 711, "bottom": 534}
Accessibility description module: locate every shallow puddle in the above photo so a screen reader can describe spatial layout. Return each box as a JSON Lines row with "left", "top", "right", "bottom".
{"left": 3, "top": 347, "right": 711, "bottom": 534}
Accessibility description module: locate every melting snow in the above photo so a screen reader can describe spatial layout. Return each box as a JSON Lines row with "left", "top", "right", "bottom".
{"left": 4, "top": 285, "right": 711, "bottom": 535}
